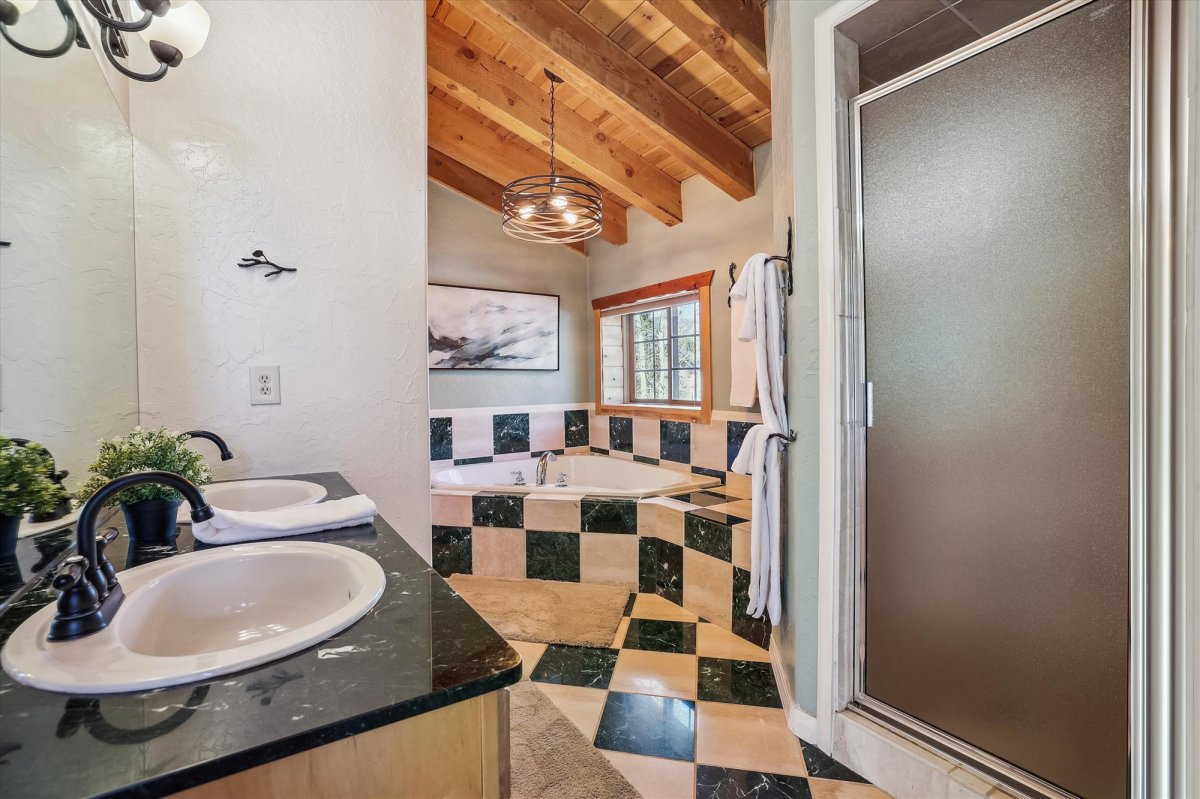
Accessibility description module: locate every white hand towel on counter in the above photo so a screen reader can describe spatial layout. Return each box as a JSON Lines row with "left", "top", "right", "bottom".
{"left": 729, "top": 280, "right": 758, "bottom": 407}
{"left": 191, "top": 495, "right": 377, "bottom": 545}
{"left": 730, "top": 251, "right": 787, "bottom": 625}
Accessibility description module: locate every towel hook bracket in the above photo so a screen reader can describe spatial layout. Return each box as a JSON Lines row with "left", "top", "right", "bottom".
{"left": 768, "top": 430, "right": 797, "bottom": 446}
{"left": 726, "top": 216, "right": 793, "bottom": 307}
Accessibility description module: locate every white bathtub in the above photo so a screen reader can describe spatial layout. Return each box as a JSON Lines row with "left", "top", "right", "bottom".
{"left": 431, "top": 454, "right": 721, "bottom": 497}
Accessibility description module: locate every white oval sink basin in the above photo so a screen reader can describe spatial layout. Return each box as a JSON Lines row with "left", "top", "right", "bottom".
{"left": 178, "top": 479, "right": 328, "bottom": 523}
{"left": 1, "top": 542, "right": 385, "bottom": 694}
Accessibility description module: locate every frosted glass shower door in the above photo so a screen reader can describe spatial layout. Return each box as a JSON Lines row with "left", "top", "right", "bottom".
{"left": 857, "top": 3, "right": 1130, "bottom": 798}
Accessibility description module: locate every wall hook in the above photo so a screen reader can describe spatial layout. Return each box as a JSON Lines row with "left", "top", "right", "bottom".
{"left": 237, "top": 250, "right": 296, "bottom": 278}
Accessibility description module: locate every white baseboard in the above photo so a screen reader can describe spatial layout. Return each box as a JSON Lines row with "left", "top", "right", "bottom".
{"left": 769, "top": 634, "right": 820, "bottom": 743}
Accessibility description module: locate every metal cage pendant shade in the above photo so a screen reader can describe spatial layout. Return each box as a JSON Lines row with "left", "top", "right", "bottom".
{"left": 501, "top": 71, "right": 603, "bottom": 244}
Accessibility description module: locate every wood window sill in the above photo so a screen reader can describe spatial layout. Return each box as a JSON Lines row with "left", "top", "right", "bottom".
{"left": 597, "top": 402, "right": 711, "bottom": 425}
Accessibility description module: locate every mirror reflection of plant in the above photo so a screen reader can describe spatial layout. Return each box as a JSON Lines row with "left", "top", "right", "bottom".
{"left": 77, "top": 428, "right": 211, "bottom": 507}
{"left": 0, "top": 436, "right": 68, "bottom": 518}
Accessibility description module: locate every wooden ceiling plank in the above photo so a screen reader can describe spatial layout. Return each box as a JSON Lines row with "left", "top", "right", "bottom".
{"left": 647, "top": 0, "right": 770, "bottom": 107}
{"left": 579, "top": 0, "right": 642, "bottom": 35}
{"left": 428, "top": 148, "right": 587, "bottom": 255}
{"left": 428, "top": 18, "right": 682, "bottom": 225}
{"left": 429, "top": 95, "right": 628, "bottom": 244}
{"left": 461, "top": 0, "right": 754, "bottom": 200}
{"left": 443, "top": 5, "right": 476, "bottom": 36}
{"left": 662, "top": 49, "right": 723, "bottom": 97}
{"left": 689, "top": 0, "right": 765, "bottom": 70}
{"left": 638, "top": 27, "right": 696, "bottom": 75}
{"left": 611, "top": 2, "right": 676, "bottom": 58}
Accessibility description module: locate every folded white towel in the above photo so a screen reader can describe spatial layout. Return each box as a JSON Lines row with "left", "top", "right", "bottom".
{"left": 191, "top": 495, "right": 377, "bottom": 545}
{"left": 729, "top": 285, "right": 758, "bottom": 407}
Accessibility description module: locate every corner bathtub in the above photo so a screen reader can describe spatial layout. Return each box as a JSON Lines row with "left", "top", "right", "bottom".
{"left": 431, "top": 454, "right": 721, "bottom": 497}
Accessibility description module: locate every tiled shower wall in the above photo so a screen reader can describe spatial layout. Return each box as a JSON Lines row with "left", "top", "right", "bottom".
{"left": 429, "top": 405, "right": 770, "bottom": 647}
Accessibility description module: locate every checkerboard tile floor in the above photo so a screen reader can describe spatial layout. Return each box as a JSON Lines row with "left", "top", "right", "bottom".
{"left": 507, "top": 593, "right": 892, "bottom": 799}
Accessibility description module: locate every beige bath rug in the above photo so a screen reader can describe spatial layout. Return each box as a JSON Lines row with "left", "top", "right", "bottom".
{"left": 447, "top": 575, "right": 628, "bottom": 647}
{"left": 509, "top": 682, "right": 641, "bottom": 799}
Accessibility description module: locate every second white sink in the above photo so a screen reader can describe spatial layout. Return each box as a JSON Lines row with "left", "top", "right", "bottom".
{"left": 178, "top": 479, "right": 327, "bottom": 523}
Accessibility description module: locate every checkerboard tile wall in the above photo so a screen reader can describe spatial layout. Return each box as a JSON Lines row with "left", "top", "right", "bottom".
{"left": 508, "top": 592, "right": 890, "bottom": 799}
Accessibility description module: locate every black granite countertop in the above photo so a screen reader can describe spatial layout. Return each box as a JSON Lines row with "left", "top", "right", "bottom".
{"left": 0, "top": 472, "right": 521, "bottom": 799}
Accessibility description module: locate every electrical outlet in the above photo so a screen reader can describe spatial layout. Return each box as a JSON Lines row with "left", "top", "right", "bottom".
{"left": 250, "top": 365, "right": 280, "bottom": 405}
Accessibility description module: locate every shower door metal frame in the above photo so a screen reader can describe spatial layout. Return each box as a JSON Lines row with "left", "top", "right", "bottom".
{"left": 839, "top": 1, "right": 1150, "bottom": 797}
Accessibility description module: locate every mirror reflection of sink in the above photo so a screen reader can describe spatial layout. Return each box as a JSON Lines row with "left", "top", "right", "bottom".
{"left": 1, "top": 542, "right": 385, "bottom": 694}
{"left": 177, "top": 479, "right": 328, "bottom": 523}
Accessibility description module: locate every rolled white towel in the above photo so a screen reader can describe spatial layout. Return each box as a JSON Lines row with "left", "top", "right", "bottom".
{"left": 191, "top": 495, "right": 377, "bottom": 545}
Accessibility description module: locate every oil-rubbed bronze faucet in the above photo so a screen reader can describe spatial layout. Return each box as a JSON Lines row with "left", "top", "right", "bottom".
{"left": 183, "top": 430, "right": 234, "bottom": 461}
{"left": 48, "top": 471, "right": 214, "bottom": 642}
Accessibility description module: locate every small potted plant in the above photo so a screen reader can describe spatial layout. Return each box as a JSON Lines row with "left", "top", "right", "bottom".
{"left": 0, "top": 436, "right": 68, "bottom": 555}
{"left": 78, "top": 427, "right": 211, "bottom": 542}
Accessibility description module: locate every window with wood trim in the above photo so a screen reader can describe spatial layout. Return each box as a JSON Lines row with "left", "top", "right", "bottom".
{"left": 592, "top": 271, "right": 713, "bottom": 424}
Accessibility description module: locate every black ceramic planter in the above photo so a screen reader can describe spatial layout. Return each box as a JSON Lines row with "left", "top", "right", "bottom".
{"left": 0, "top": 514, "right": 18, "bottom": 557}
{"left": 121, "top": 499, "right": 182, "bottom": 543}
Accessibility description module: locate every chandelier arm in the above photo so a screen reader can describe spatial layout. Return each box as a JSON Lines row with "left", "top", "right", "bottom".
{"left": 98, "top": 24, "right": 167, "bottom": 81}
{"left": 81, "top": 0, "right": 154, "bottom": 33}
{"left": 0, "top": 0, "right": 78, "bottom": 58}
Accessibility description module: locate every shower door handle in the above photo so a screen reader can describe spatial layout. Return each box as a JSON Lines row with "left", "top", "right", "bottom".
{"left": 865, "top": 382, "right": 874, "bottom": 428}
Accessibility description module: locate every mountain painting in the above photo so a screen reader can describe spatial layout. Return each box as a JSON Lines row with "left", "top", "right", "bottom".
{"left": 428, "top": 284, "right": 559, "bottom": 370}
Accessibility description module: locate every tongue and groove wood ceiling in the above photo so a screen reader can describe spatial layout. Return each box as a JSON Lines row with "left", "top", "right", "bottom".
{"left": 425, "top": 0, "right": 771, "bottom": 253}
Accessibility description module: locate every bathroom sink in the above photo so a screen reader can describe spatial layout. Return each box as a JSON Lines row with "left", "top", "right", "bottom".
{"left": 1, "top": 541, "right": 385, "bottom": 694}
{"left": 177, "top": 479, "right": 328, "bottom": 523}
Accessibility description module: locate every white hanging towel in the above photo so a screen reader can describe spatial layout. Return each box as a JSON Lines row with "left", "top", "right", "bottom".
{"left": 192, "top": 494, "right": 378, "bottom": 545}
{"left": 729, "top": 286, "right": 758, "bottom": 407}
{"left": 729, "top": 252, "right": 787, "bottom": 625}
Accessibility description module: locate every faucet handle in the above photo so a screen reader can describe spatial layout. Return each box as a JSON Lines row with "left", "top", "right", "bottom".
{"left": 555, "top": 472, "right": 569, "bottom": 488}
{"left": 52, "top": 556, "right": 101, "bottom": 618}
{"left": 95, "top": 527, "right": 120, "bottom": 590}
{"left": 510, "top": 470, "right": 527, "bottom": 486}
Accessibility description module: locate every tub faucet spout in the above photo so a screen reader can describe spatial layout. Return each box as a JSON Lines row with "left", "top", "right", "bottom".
{"left": 535, "top": 452, "right": 557, "bottom": 486}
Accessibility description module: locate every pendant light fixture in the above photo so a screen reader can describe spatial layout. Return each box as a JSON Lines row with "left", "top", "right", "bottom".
{"left": 501, "top": 70, "right": 603, "bottom": 244}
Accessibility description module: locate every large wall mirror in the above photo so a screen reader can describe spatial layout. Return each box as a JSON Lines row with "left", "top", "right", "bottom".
{"left": 0, "top": 8, "right": 138, "bottom": 510}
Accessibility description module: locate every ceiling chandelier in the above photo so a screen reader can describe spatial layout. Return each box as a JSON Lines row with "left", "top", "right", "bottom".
{"left": 501, "top": 70, "right": 603, "bottom": 245}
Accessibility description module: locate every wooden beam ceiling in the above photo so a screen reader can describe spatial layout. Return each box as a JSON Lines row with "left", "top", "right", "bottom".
{"left": 458, "top": 0, "right": 756, "bottom": 201}
{"left": 428, "top": 94, "right": 629, "bottom": 245}
{"left": 428, "top": 148, "right": 587, "bottom": 255}
{"left": 690, "top": 0, "right": 767, "bottom": 71}
{"left": 427, "top": 17, "right": 683, "bottom": 226}
{"left": 646, "top": 0, "right": 770, "bottom": 107}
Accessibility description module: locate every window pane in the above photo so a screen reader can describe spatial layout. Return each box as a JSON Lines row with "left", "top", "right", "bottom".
{"left": 652, "top": 340, "right": 669, "bottom": 370}
{"left": 634, "top": 341, "right": 655, "bottom": 371}
{"left": 674, "top": 302, "right": 697, "bottom": 336}
{"left": 674, "top": 335, "right": 697, "bottom": 368}
{"left": 652, "top": 371, "right": 669, "bottom": 400}
{"left": 634, "top": 371, "right": 651, "bottom": 400}
{"left": 633, "top": 312, "right": 656, "bottom": 342}
{"left": 673, "top": 370, "right": 696, "bottom": 401}
{"left": 652, "top": 309, "right": 668, "bottom": 340}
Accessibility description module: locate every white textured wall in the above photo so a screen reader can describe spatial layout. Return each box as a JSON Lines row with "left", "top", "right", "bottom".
{"left": 427, "top": 182, "right": 591, "bottom": 408}
{"left": 587, "top": 145, "right": 773, "bottom": 412}
{"left": 0, "top": 8, "right": 137, "bottom": 489}
{"left": 131, "top": 1, "right": 431, "bottom": 557}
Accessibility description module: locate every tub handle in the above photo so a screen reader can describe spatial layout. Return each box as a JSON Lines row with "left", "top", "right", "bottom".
{"left": 555, "top": 473, "right": 569, "bottom": 488}
{"left": 511, "top": 471, "right": 527, "bottom": 486}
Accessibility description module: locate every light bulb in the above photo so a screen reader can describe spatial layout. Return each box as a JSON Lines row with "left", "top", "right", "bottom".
{"left": 11, "top": 0, "right": 39, "bottom": 13}
{"left": 550, "top": 195, "right": 567, "bottom": 209}
{"left": 518, "top": 206, "right": 534, "bottom": 220}
{"left": 138, "top": 0, "right": 210, "bottom": 60}
{"left": 563, "top": 211, "right": 578, "bottom": 225}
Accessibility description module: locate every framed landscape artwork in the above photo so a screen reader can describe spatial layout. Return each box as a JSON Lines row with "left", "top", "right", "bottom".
{"left": 427, "top": 284, "right": 560, "bottom": 370}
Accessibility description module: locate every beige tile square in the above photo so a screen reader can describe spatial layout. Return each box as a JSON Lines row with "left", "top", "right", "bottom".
{"left": 601, "top": 751, "right": 696, "bottom": 799}
{"left": 534, "top": 683, "right": 608, "bottom": 740}
{"left": 809, "top": 778, "right": 894, "bottom": 799}
{"left": 610, "top": 649, "right": 698, "bottom": 700}
{"left": 633, "top": 593, "right": 699, "bottom": 622}
{"left": 590, "top": 412, "right": 610, "bottom": 450}
{"left": 451, "top": 413, "right": 493, "bottom": 460}
{"left": 637, "top": 502, "right": 660, "bottom": 537}
{"left": 732, "top": 522, "right": 752, "bottom": 571}
{"left": 529, "top": 411, "right": 566, "bottom": 452}
{"left": 683, "top": 549, "right": 733, "bottom": 627}
{"left": 725, "top": 471, "right": 752, "bottom": 499}
{"left": 580, "top": 533, "right": 639, "bottom": 588}
{"left": 431, "top": 492, "right": 472, "bottom": 527}
{"left": 656, "top": 506, "right": 685, "bottom": 546}
{"left": 471, "top": 527, "right": 525, "bottom": 578}
{"left": 611, "top": 616, "right": 631, "bottom": 648}
{"left": 690, "top": 420, "right": 726, "bottom": 472}
{"left": 507, "top": 640, "right": 547, "bottom": 680}
{"left": 524, "top": 496, "right": 581, "bottom": 532}
{"left": 696, "top": 702, "right": 807, "bottom": 777}
{"left": 633, "top": 417, "right": 660, "bottom": 458}
{"left": 696, "top": 623, "right": 769, "bottom": 662}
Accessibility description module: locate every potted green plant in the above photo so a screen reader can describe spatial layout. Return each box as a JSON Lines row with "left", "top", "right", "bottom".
{"left": 0, "top": 436, "right": 68, "bottom": 555}
{"left": 78, "top": 427, "right": 211, "bottom": 542}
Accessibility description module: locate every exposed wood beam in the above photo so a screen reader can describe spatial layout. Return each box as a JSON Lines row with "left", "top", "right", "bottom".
{"left": 428, "top": 18, "right": 683, "bottom": 226}
{"left": 428, "top": 95, "right": 628, "bottom": 245}
{"left": 646, "top": 0, "right": 770, "bottom": 107}
{"left": 691, "top": 0, "right": 766, "bottom": 71}
{"left": 428, "top": 148, "right": 587, "bottom": 255}
{"left": 460, "top": 0, "right": 756, "bottom": 201}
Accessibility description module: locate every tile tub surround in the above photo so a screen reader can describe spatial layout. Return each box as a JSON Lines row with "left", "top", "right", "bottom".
{"left": 431, "top": 481, "right": 770, "bottom": 648}
{"left": 0, "top": 473, "right": 521, "bottom": 799}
